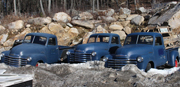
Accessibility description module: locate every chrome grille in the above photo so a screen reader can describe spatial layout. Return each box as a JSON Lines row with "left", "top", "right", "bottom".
{"left": 4, "top": 56, "right": 27, "bottom": 67}
{"left": 107, "top": 59, "right": 137, "bottom": 69}
{"left": 69, "top": 53, "right": 92, "bottom": 63}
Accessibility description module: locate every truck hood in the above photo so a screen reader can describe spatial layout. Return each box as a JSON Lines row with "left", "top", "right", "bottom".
{"left": 75, "top": 43, "right": 109, "bottom": 52}
{"left": 115, "top": 44, "right": 153, "bottom": 59}
{"left": 9, "top": 43, "right": 45, "bottom": 57}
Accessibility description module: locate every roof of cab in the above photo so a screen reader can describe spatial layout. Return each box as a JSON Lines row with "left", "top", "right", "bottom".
{"left": 127, "top": 32, "right": 162, "bottom": 37}
{"left": 26, "top": 33, "right": 56, "bottom": 38}
{"left": 90, "top": 33, "right": 119, "bottom": 37}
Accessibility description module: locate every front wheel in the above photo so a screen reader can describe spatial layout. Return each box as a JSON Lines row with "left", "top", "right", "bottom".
{"left": 145, "top": 63, "right": 151, "bottom": 72}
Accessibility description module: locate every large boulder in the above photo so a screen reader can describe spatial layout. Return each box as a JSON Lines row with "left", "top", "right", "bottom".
{"left": 0, "top": 33, "right": 8, "bottom": 44}
{"left": 3, "top": 39, "right": 14, "bottom": 47}
{"left": 92, "top": 25, "right": 108, "bottom": 33}
{"left": 83, "top": 32, "right": 93, "bottom": 44}
{"left": 123, "top": 26, "right": 131, "bottom": 34}
{"left": 8, "top": 20, "right": 24, "bottom": 30}
{"left": 109, "top": 24, "right": 123, "bottom": 31}
{"left": 98, "top": 8, "right": 115, "bottom": 17}
{"left": 78, "top": 12, "right": 93, "bottom": 20}
{"left": 53, "top": 12, "right": 71, "bottom": 23}
{"left": 111, "top": 31, "right": 126, "bottom": 40}
{"left": 136, "top": 7, "right": 147, "bottom": 14}
{"left": 131, "top": 15, "right": 144, "bottom": 25}
{"left": 119, "top": 7, "right": 131, "bottom": 15}
{"left": 27, "top": 17, "right": 51, "bottom": 25}
{"left": 148, "top": 3, "right": 180, "bottom": 29}
{"left": 68, "top": 28, "right": 79, "bottom": 38}
{"left": 0, "top": 25, "right": 5, "bottom": 31}
{"left": 101, "top": 16, "right": 116, "bottom": 23}
{"left": 126, "top": 14, "right": 139, "bottom": 21}
{"left": 71, "top": 20, "right": 102, "bottom": 29}
{"left": 39, "top": 26, "right": 52, "bottom": 34}
{"left": 14, "top": 28, "right": 31, "bottom": 40}
{"left": 48, "top": 23, "right": 64, "bottom": 34}
{"left": 56, "top": 32, "right": 71, "bottom": 45}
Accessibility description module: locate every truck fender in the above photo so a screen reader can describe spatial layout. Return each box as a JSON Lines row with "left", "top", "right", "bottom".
{"left": 29, "top": 54, "right": 47, "bottom": 66}
{"left": 94, "top": 50, "right": 109, "bottom": 60}
{"left": 168, "top": 51, "right": 179, "bottom": 66}
{"left": 136, "top": 55, "right": 155, "bottom": 71}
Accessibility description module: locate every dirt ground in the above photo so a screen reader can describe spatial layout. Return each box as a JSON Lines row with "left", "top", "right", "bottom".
{"left": 1, "top": 61, "right": 180, "bottom": 87}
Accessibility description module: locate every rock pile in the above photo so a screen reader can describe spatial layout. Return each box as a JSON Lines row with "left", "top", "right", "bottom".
{"left": 1, "top": 1, "right": 180, "bottom": 53}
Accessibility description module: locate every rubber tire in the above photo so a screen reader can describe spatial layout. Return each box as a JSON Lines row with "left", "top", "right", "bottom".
{"left": 145, "top": 63, "right": 151, "bottom": 72}
{"left": 175, "top": 59, "right": 178, "bottom": 67}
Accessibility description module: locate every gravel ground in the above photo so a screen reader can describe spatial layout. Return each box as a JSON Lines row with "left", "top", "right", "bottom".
{"left": 0, "top": 61, "right": 180, "bottom": 87}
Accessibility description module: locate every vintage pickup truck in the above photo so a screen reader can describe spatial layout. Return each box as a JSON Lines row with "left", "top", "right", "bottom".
{"left": 66, "top": 33, "right": 122, "bottom": 63}
{"left": 0, "top": 33, "right": 72, "bottom": 67}
{"left": 104, "top": 32, "right": 179, "bottom": 72}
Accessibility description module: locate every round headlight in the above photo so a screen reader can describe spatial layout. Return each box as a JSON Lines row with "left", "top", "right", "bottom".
{"left": 0, "top": 53, "right": 4, "bottom": 57}
{"left": 66, "top": 51, "right": 71, "bottom": 55}
{"left": 137, "top": 56, "right": 143, "bottom": 62}
{"left": 102, "top": 57, "right": 108, "bottom": 62}
{"left": 91, "top": 52, "right": 96, "bottom": 56}
{"left": 27, "top": 57, "right": 32, "bottom": 62}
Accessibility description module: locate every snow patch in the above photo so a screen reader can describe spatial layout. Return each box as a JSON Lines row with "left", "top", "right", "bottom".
{"left": 147, "top": 67, "right": 180, "bottom": 76}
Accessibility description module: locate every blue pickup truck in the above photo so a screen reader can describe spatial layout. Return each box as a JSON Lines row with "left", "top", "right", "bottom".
{"left": 66, "top": 33, "right": 122, "bottom": 63}
{"left": 104, "top": 32, "right": 179, "bottom": 72}
{"left": 0, "top": 33, "right": 72, "bottom": 67}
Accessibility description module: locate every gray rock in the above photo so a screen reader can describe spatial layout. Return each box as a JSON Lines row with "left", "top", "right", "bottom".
{"left": 28, "top": 17, "right": 51, "bottom": 25}
{"left": 131, "top": 15, "right": 144, "bottom": 25}
{"left": 119, "top": 7, "right": 131, "bottom": 15}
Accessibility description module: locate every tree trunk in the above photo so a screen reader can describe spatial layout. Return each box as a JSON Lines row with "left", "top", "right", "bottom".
{"left": 18, "top": 0, "right": 21, "bottom": 16}
{"left": 48, "top": 0, "right": 51, "bottom": 13}
{"left": 64, "top": 0, "right": 66, "bottom": 11}
{"left": 97, "top": 0, "right": 99, "bottom": 10}
{"left": 40, "top": 0, "right": 46, "bottom": 16}
{"left": 13, "top": 0, "right": 17, "bottom": 15}
{"left": 115, "top": 0, "right": 120, "bottom": 8}
{"left": 93, "top": 0, "right": 95, "bottom": 13}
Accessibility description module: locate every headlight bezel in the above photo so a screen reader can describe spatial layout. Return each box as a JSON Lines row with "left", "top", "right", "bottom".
{"left": 66, "top": 51, "right": 71, "bottom": 55}
{"left": 91, "top": 52, "right": 96, "bottom": 56}
{"left": 27, "top": 57, "right": 32, "bottom": 62}
{"left": 137, "top": 56, "right": 143, "bottom": 62}
{"left": 0, "top": 53, "right": 5, "bottom": 58}
{"left": 102, "top": 57, "right": 108, "bottom": 62}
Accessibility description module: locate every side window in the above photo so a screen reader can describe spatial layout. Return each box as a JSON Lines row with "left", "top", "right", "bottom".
{"left": 88, "top": 37, "right": 95, "bottom": 43}
{"left": 48, "top": 38, "right": 56, "bottom": 45}
{"left": 111, "top": 37, "right": 119, "bottom": 44}
{"left": 24, "top": 36, "right": 33, "bottom": 43}
{"left": 155, "top": 37, "right": 162, "bottom": 46}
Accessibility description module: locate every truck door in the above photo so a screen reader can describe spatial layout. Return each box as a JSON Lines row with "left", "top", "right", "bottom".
{"left": 109, "top": 36, "right": 120, "bottom": 54}
{"left": 154, "top": 37, "right": 166, "bottom": 66}
{"left": 47, "top": 38, "right": 59, "bottom": 63}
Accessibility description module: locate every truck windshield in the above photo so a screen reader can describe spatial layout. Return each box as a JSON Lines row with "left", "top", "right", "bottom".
{"left": 24, "top": 35, "right": 47, "bottom": 45}
{"left": 124, "top": 35, "right": 153, "bottom": 45}
{"left": 87, "top": 36, "right": 110, "bottom": 43}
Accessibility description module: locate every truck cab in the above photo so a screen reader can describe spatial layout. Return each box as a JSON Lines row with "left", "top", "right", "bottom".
{"left": 0, "top": 33, "right": 68, "bottom": 67}
{"left": 105, "top": 32, "right": 179, "bottom": 72}
{"left": 66, "top": 33, "right": 122, "bottom": 63}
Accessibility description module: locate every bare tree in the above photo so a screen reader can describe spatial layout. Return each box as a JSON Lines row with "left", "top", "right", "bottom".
{"left": 13, "top": 0, "right": 17, "bottom": 15}
{"left": 40, "top": 0, "right": 46, "bottom": 16}
{"left": 93, "top": 0, "right": 95, "bottom": 13}
{"left": 48, "top": 0, "right": 51, "bottom": 13}
{"left": 97, "top": 0, "right": 99, "bottom": 10}
{"left": 64, "top": 0, "right": 66, "bottom": 11}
